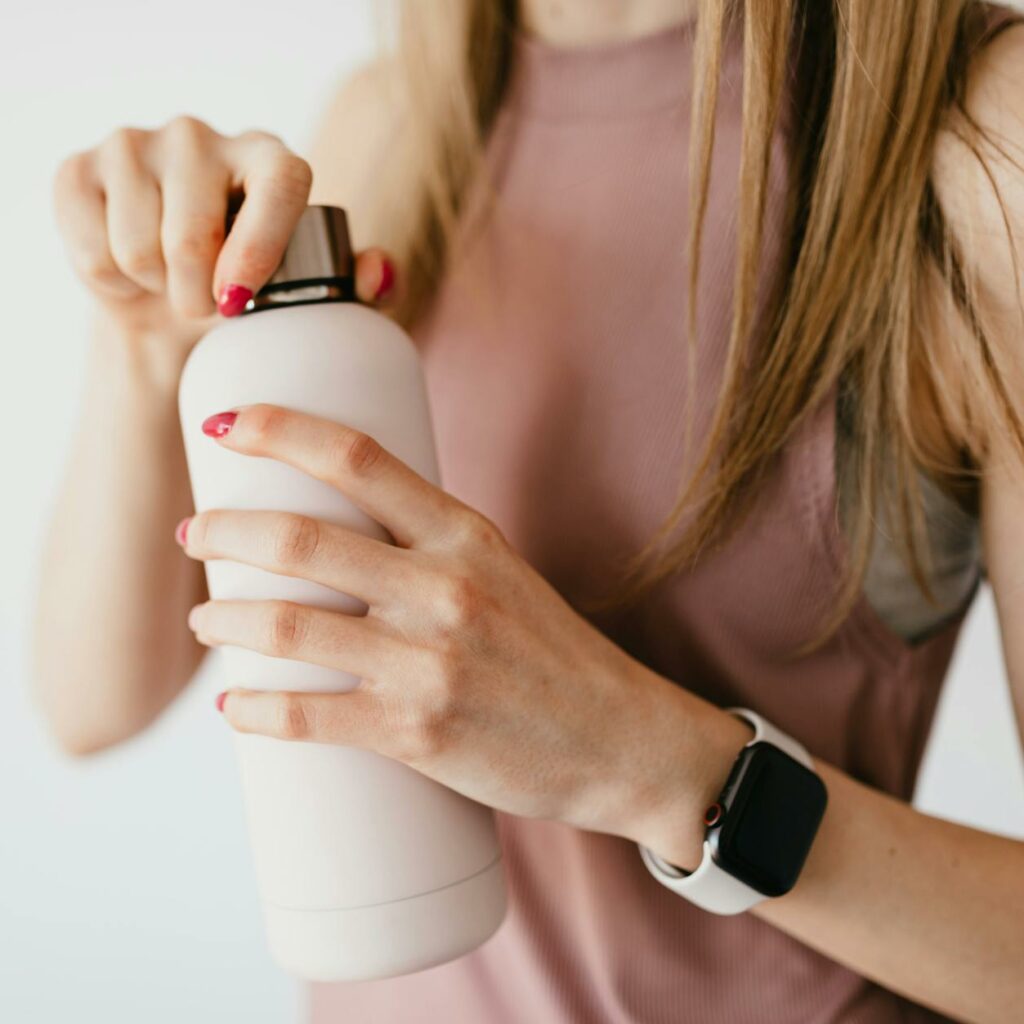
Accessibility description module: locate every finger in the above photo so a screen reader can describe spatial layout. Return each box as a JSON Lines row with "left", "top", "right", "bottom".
{"left": 188, "top": 599, "right": 400, "bottom": 678}
{"left": 354, "top": 248, "right": 396, "bottom": 306}
{"left": 181, "top": 509, "right": 411, "bottom": 605}
{"left": 212, "top": 132, "right": 313, "bottom": 308}
{"left": 52, "top": 150, "right": 146, "bottom": 301}
{"left": 202, "top": 404, "right": 464, "bottom": 547}
{"left": 99, "top": 130, "right": 166, "bottom": 293}
{"left": 219, "top": 685, "right": 386, "bottom": 749}
{"left": 156, "top": 118, "right": 231, "bottom": 318}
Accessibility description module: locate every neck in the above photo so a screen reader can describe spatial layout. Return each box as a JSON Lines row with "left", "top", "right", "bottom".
{"left": 519, "top": 0, "right": 699, "bottom": 47}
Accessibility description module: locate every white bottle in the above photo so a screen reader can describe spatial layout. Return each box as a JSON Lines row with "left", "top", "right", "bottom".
{"left": 178, "top": 206, "right": 506, "bottom": 981}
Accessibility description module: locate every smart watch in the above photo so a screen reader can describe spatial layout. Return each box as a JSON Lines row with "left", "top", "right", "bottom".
{"left": 639, "top": 708, "right": 828, "bottom": 915}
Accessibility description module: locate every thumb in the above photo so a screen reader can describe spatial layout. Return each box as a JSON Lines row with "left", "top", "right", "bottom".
{"left": 354, "top": 248, "right": 396, "bottom": 306}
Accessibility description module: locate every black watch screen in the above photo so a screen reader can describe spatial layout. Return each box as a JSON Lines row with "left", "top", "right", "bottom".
{"left": 707, "top": 741, "right": 828, "bottom": 897}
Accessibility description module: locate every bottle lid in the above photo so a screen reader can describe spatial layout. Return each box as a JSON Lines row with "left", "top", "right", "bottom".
{"left": 247, "top": 205, "right": 355, "bottom": 312}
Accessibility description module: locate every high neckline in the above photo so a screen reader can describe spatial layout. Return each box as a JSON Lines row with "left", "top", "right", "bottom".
{"left": 504, "top": 19, "right": 741, "bottom": 121}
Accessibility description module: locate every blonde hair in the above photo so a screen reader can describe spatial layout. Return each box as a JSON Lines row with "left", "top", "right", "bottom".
{"left": 388, "top": 0, "right": 1023, "bottom": 643}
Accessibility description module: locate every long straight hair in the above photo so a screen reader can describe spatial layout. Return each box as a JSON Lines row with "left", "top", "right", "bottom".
{"left": 386, "top": 0, "right": 1024, "bottom": 643}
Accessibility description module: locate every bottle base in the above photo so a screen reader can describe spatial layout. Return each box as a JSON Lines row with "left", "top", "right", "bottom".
{"left": 261, "top": 855, "right": 507, "bottom": 982}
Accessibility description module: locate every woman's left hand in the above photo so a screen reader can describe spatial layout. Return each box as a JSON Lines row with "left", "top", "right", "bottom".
{"left": 179, "top": 403, "right": 739, "bottom": 859}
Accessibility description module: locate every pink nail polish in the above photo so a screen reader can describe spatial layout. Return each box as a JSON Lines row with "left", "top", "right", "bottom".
{"left": 215, "top": 691, "right": 227, "bottom": 713}
{"left": 217, "top": 283, "right": 253, "bottom": 317}
{"left": 175, "top": 516, "right": 191, "bottom": 546}
{"left": 202, "top": 411, "right": 237, "bottom": 437}
{"left": 375, "top": 258, "right": 395, "bottom": 301}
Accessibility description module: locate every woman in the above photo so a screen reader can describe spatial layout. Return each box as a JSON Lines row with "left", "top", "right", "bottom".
{"left": 35, "top": 1, "right": 1024, "bottom": 1021}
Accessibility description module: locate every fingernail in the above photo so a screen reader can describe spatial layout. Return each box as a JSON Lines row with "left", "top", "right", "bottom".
{"left": 175, "top": 516, "right": 191, "bottom": 546}
{"left": 215, "top": 691, "right": 228, "bottom": 713}
{"left": 217, "top": 283, "right": 252, "bottom": 317}
{"left": 202, "top": 411, "right": 237, "bottom": 438}
{"left": 375, "top": 258, "right": 395, "bottom": 301}
{"left": 187, "top": 605, "right": 202, "bottom": 630}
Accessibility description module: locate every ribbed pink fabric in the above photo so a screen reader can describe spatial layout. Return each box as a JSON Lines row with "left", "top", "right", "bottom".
{"left": 310, "top": 21, "right": 972, "bottom": 1023}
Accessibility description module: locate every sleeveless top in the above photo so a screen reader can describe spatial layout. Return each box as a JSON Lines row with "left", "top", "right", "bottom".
{"left": 310, "top": 19, "right": 993, "bottom": 1023}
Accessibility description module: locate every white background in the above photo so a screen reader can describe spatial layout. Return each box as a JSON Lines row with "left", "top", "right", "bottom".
{"left": 2, "top": 3, "right": 1023, "bottom": 1023}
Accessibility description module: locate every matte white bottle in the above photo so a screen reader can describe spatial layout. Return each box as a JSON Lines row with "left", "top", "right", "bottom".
{"left": 178, "top": 206, "right": 506, "bottom": 981}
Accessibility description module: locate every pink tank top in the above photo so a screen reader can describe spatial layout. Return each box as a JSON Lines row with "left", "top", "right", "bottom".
{"left": 310, "top": 21, "right": 973, "bottom": 1023}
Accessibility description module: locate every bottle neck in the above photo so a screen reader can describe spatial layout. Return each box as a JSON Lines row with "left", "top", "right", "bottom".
{"left": 243, "top": 277, "right": 356, "bottom": 314}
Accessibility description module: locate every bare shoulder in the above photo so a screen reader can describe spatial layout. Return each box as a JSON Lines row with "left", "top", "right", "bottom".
{"left": 956, "top": 27, "right": 1024, "bottom": 697}
{"left": 922, "top": 22, "right": 1024, "bottom": 457}
{"left": 932, "top": 20, "right": 1024, "bottom": 306}
{"left": 304, "top": 57, "right": 413, "bottom": 248}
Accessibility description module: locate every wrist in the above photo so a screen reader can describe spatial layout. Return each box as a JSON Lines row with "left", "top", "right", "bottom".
{"left": 623, "top": 681, "right": 753, "bottom": 872}
{"left": 88, "top": 302, "right": 207, "bottom": 397}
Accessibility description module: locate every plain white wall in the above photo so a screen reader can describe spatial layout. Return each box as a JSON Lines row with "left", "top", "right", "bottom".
{"left": 2, "top": 4, "right": 1023, "bottom": 1024}
{"left": 0, "top": 3, "right": 379, "bottom": 1022}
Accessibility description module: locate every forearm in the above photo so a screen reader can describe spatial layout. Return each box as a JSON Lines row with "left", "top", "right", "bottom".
{"left": 755, "top": 760, "right": 1023, "bottom": 1023}
{"left": 159, "top": 400, "right": 1021, "bottom": 1018}
{"left": 641, "top": 695, "right": 1024, "bottom": 1024}
{"left": 32, "top": 306, "right": 207, "bottom": 754}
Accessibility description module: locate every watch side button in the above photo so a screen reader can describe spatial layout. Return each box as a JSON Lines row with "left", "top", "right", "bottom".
{"left": 703, "top": 802, "right": 724, "bottom": 827}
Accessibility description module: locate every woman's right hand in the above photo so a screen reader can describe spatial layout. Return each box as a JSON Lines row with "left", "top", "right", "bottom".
{"left": 52, "top": 115, "right": 393, "bottom": 353}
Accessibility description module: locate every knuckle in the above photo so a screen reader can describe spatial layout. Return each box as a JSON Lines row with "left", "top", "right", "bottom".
{"left": 273, "top": 514, "right": 321, "bottom": 569}
{"left": 53, "top": 150, "right": 92, "bottom": 198}
{"left": 275, "top": 694, "right": 311, "bottom": 740}
{"left": 241, "top": 139, "right": 311, "bottom": 206}
{"left": 332, "top": 429, "right": 384, "bottom": 478}
{"left": 244, "top": 404, "right": 287, "bottom": 446}
{"left": 163, "top": 211, "right": 223, "bottom": 266}
{"left": 451, "top": 509, "right": 505, "bottom": 553}
{"left": 99, "top": 126, "right": 144, "bottom": 165}
{"left": 187, "top": 511, "right": 212, "bottom": 550}
{"left": 77, "top": 249, "right": 118, "bottom": 285}
{"left": 263, "top": 151, "right": 313, "bottom": 201}
{"left": 236, "top": 127, "right": 285, "bottom": 147}
{"left": 266, "top": 601, "right": 304, "bottom": 657}
{"left": 164, "top": 114, "right": 210, "bottom": 146}
{"left": 116, "top": 242, "right": 163, "bottom": 279}
{"left": 424, "top": 640, "right": 464, "bottom": 697}
{"left": 398, "top": 697, "right": 451, "bottom": 760}
{"left": 435, "top": 572, "right": 486, "bottom": 628}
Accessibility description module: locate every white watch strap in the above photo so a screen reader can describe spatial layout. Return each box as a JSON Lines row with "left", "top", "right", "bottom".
{"left": 638, "top": 708, "right": 813, "bottom": 915}
{"left": 730, "top": 708, "right": 813, "bottom": 770}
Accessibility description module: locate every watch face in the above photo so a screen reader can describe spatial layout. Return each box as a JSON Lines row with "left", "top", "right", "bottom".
{"left": 709, "top": 742, "right": 828, "bottom": 897}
